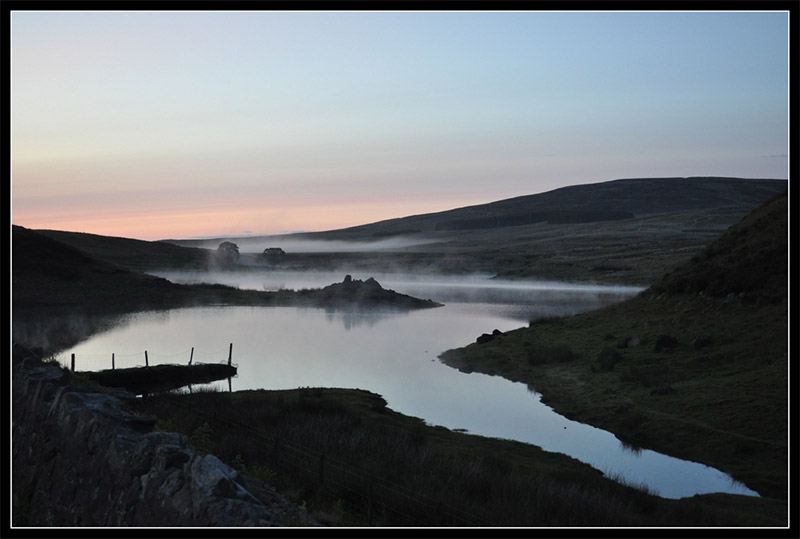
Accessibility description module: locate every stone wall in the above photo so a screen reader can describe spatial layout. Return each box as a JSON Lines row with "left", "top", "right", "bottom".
{"left": 11, "top": 345, "right": 312, "bottom": 527}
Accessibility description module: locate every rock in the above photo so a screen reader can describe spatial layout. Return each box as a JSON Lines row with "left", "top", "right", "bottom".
{"left": 650, "top": 385, "right": 675, "bottom": 396}
{"left": 476, "top": 333, "right": 495, "bottom": 344}
{"left": 616, "top": 336, "right": 640, "bottom": 348}
{"left": 12, "top": 348, "right": 310, "bottom": 527}
{"left": 596, "top": 347, "right": 622, "bottom": 371}
{"left": 693, "top": 335, "right": 713, "bottom": 349}
{"left": 654, "top": 335, "right": 678, "bottom": 352}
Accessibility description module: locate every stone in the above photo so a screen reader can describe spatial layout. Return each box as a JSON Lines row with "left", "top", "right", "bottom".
{"left": 12, "top": 348, "right": 307, "bottom": 527}
{"left": 596, "top": 347, "right": 622, "bottom": 371}
{"left": 654, "top": 335, "right": 678, "bottom": 352}
{"left": 693, "top": 335, "right": 713, "bottom": 349}
{"left": 650, "top": 385, "right": 675, "bottom": 396}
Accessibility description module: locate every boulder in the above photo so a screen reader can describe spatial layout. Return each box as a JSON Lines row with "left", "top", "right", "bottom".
{"left": 693, "top": 335, "right": 713, "bottom": 349}
{"left": 476, "top": 333, "right": 496, "bottom": 345}
{"left": 596, "top": 347, "right": 622, "bottom": 371}
{"left": 650, "top": 385, "right": 675, "bottom": 396}
{"left": 654, "top": 335, "right": 678, "bottom": 352}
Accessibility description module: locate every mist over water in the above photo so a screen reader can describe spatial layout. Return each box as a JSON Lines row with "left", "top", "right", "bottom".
{"left": 177, "top": 236, "right": 444, "bottom": 253}
{"left": 49, "top": 270, "right": 758, "bottom": 499}
{"left": 149, "top": 269, "right": 644, "bottom": 323}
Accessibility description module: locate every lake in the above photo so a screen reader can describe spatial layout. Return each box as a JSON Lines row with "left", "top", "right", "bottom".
{"left": 55, "top": 270, "right": 759, "bottom": 499}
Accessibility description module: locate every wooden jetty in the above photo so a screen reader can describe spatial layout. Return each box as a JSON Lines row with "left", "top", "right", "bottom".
{"left": 85, "top": 363, "right": 237, "bottom": 395}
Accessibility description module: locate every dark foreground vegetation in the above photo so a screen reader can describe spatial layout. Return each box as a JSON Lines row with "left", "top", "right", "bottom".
{"left": 441, "top": 191, "right": 788, "bottom": 510}
{"left": 135, "top": 386, "right": 786, "bottom": 527}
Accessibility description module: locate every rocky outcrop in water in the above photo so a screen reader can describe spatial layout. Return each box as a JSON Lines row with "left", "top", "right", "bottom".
{"left": 11, "top": 345, "right": 313, "bottom": 527}
{"left": 298, "top": 275, "right": 443, "bottom": 309}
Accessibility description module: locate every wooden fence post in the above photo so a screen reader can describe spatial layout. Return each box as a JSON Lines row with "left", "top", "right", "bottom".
{"left": 71, "top": 353, "right": 75, "bottom": 373}
{"left": 145, "top": 350, "right": 149, "bottom": 368}
{"left": 228, "top": 343, "right": 233, "bottom": 366}
{"left": 368, "top": 479, "right": 373, "bottom": 526}
{"left": 189, "top": 347, "right": 194, "bottom": 366}
{"left": 112, "top": 353, "right": 115, "bottom": 370}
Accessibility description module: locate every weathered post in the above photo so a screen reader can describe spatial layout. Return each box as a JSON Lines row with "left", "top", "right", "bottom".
{"left": 368, "top": 479, "right": 373, "bottom": 526}
{"left": 71, "top": 353, "right": 75, "bottom": 373}
{"left": 112, "top": 353, "right": 115, "bottom": 371}
{"left": 189, "top": 347, "right": 194, "bottom": 366}
{"left": 228, "top": 343, "right": 233, "bottom": 366}
{"left": 145, "top": 350, "right": 149, "bottom": 368}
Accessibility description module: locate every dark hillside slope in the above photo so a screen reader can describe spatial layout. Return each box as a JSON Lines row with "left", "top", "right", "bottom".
{"left": 11, "top": 225, "right": 187, "bottom": 313}
{"left": 652, "top": 189, "right": 788, "bottom": 303}
{"left": 36, "top": 228, "right": 210, "bottom": 271}
{"left": 303, "top": 177, "right": 786, "bottom": 238}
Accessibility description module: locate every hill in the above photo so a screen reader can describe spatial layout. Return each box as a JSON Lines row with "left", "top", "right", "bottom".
{"left": 34, "top": 228, "right": 211, "bottom": 271}
{"left": 177, "top": 176, "right": 785, "bottom": 243}
{"left": 153, "top": 177, "right": 785, "bottom": 286}
{"left": 11, "top": 225, "right": 189, "bottom": 313}
{"left": 440, "top": 189, "right": 789, "bottom": 500}
{"left": 653, "top": 189, "right": 788, "bottom": 303}
{"left": 21, "top": 177, "right": 787, "bottom": 288}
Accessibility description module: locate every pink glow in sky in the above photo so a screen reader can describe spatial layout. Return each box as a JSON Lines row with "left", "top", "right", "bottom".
{"left": 11, "top": 10, "right": 789, "bottom": 241}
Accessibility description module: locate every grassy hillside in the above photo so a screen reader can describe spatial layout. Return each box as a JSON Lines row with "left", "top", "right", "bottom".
{"left": 178, "top": 177, "right": 785, "bottom": 243}
{"left": 653, "top": 190, "right": 788, "bottom": 303}
{"left": 440, "top": 190, "right": 788, "bottom": 500}
{"left": 11, "top": 225, "right": 191, "bottom": 313}
{"left": 35, "top": 228, "right": 211, "bottom": 271}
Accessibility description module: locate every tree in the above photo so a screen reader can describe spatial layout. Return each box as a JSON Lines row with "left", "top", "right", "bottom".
{"left": 216, "top": 241, "right": 240, "bottom": 266}
{"left": 262, "top": 247, "right": 286, "bottom": 264}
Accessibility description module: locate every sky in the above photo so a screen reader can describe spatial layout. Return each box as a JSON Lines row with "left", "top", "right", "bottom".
{"left": 10, "top": 10, "right": 790, "bottom": 241}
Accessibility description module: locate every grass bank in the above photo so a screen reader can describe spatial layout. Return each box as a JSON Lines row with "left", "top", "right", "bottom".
{"left": 440, "top": 291, "right": 787, "bottom": 502}
{"left": 136, "top": 387, "right": 786, "bottom": 527}
{"left": 440, "top": 191, "right": 789, "bottom": 505}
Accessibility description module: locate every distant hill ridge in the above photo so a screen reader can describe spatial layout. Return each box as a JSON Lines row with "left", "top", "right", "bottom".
{"left": 281, "top": 176, "right": 787, "bottom": 240}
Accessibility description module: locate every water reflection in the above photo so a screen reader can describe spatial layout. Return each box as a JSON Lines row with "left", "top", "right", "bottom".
{"left": 49, "top": 299, "right": 759, "bottom": 500}
{"left": 322, "top": 308, "right": 409, "bottom": 330}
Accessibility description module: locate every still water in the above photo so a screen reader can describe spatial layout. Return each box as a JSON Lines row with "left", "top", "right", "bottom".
{"left": 57, "top": 271, "right": 758, "bottom": 499}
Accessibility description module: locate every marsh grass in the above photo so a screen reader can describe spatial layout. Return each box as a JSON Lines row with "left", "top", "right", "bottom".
{"left": 138, "top": 387, "right": 783, "bottom": 527}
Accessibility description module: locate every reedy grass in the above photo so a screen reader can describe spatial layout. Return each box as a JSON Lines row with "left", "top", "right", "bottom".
{"left": 138, "top": 387, "right": 784, "bottom": 527}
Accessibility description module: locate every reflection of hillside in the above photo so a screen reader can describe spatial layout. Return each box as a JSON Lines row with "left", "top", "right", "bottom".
{"left": 323, "top": 308, "right": 409, "bottom": 331}
{"left": 394, "top": 284, "right": 640, "bottom": 307}
{"left": 13, "top": 310, "right": 135, "bottom": 355}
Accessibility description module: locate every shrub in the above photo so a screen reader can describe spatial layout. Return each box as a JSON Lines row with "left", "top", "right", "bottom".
{"left": 596, "top": 347, "right": 622, "bottom": 371}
